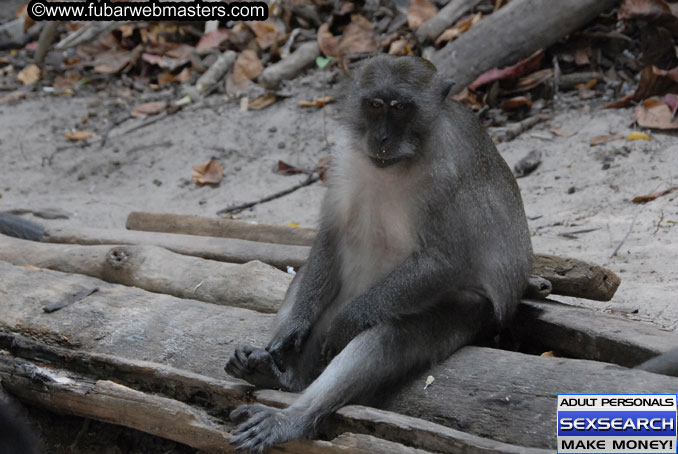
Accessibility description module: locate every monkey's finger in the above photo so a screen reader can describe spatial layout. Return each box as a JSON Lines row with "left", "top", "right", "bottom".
{"left": 235, "top": 347, "right": 254, "bottom": 373}
{"left": 230, "top": 405, "right": 254, "bottom": 422}
{"left": 237, "top": 430, "right": 273, "bottom": 453}
{"left": 233, "top": 412, "right": 268, "bottom": 436}
{"left": 231, "top": 422, "right": 264, "bottom": 447}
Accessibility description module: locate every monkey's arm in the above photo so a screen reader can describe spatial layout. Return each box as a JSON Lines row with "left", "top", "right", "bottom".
{"left": 323, "top": 250, "right": 480, "bottom": 359}
{"left": 267, "top": 226, "right": 341, "bottom": 361}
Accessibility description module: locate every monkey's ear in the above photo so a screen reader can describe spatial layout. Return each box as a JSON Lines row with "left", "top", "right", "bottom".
{"left": 440, "top": 79, "right": 455, "bottom": 100}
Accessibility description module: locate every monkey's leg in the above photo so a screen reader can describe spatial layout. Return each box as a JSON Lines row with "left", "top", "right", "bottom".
{"left": 230, "top": 301, "right": 491, "bottom": 453}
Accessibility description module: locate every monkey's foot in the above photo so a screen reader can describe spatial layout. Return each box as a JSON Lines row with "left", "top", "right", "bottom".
{"left": 224, "top": 345, "right": 285, "bottom": 390}
{"left": 230, "top": 404, "right": 311, "bottom": 453}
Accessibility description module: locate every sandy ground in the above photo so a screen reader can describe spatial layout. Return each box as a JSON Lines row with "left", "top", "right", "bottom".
{"left": 1, "top": 73, "right": 676, "bottom": 331}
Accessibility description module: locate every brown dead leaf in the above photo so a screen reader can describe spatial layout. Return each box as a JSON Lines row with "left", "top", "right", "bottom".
{"left": 336, "top": 15, "right": 378, "bottom": 57}
{"left": 632, "top": 186, "right": 678, "bottom": 203}
{"left": 248, "top": 92, "right": 277, "bottom": 110}
{"left": 65, "top": 130, "right": 94, "bottom": 141}
{"left": 131, "top": 101, "right": 167, "bottom": 118}
{"left": 451, "top": 87, "right": 482, "bottom": 107}
{"left": 157, "top": 67, "right": 190, "bottom": 87}
{"left": 635, "top": 98, "right": 678, "bottom": 129}
{"left": 618, "top": 0, "right": 672, "bottom": 20}
{"left": 249, "top": 21, "right": 282, "bottom": 50}
{"left": 470, "top": 50, "right": 544, "bottom": 90}
{"left": 576, "top": 79, "right": 598, "bottom": 91}
{"left": 196, "top": 29, "right": 230, "bottom": 51}
{"left": 434, "top": 13, "right": 482, "bottom": 46}
{"left": 388, "top": 39, "right": 413, "bottom": 56}
{"left": 16, "top": 3, "right": 35, "bottom": 33}
{"left": 607, "top": 65, "right": 678, "bottom": 108}
{"left": 590, "top": 134, "right": 625, "bottom": 146}
{"left": 298, "top": 96, "right": 335, "bottom": 108}
{"left": 16, "top": 64, "right": 40, "bottom": 85}
{"left": 277, "top": 160, "right": 311, "bottom": 175}
{"left": 552, "top": 128, "right": 575, "bottom": 137}
{"left": 192, "top": 159, "right": 224, "bottom": 185}
{"left": 317, "top": 156, "right": 330, "bottom": 182}
{"left": 94, "top": 50, "right": 136, "bottom": 74}
{"left": 226, "top": 50, "right": 264, "bottom": 95}
{"left": 317, "top": 23, "right": 339, "bottom": 57}
{"left": 501, "top": 96, "right": 532, "bottom": 111}
{"left": 408, "top": 0, "right": 438, "bottom": 30}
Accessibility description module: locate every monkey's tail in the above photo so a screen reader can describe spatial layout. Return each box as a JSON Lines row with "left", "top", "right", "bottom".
{"left": 0, "top": 213, "right": 45, "bottom": 242}
{"left": 634, "top": 349, "right": 678, "bottom": 377}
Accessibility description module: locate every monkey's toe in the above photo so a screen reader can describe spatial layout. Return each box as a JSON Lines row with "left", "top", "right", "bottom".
{"left": 224, "top": 345, "right": 254, "bottom": 379}
{"left": 230, "top": 404, "right": 308, "bottom": 453}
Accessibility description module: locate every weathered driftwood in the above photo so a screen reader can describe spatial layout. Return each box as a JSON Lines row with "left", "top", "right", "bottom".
{"left": 533, "top": 254, "right": 620, "bottom": 302}
{"left": 127, "top": 211, "right": 316, "bottom": 246}
{"left": 259, "top": 41, "right": 320, "bottom": 89}
{"left": 415, "top": 0, "right": 484, "bottom": 43}
{"left": 124, "top": 212, "right": 620, "bottom": 300}
{"left": 0, "top": 261, "right": 675, "bottom": 449}
{"left": 38, "top": 226, "right": 308, "bottom": 270}
{"left": 431, "top": 0, "right": 620, "bottom": 92}
{"left": 0, "top": 333, "right": 540, "bottom": 454}
{"left": 0, "top": 234, "right": 290, "bottom": 313}
{"left": 514, "top": 299, "right": 678, "bottom": 367}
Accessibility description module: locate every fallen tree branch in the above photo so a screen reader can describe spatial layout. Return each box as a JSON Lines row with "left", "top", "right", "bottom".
{"left": 258, "top": 41, "right": 320, "bottom": 89}
{"left": 533, "top": 254, "right": 620, "bottom": 302}
{"left": 127, "top": 211, "right": 316, "bottom": 246}
{"left": 0, "top": 235, "right": 290, "bottom": 313}
{"left": 216, "top": 174, "right": 320, "bottom": 215}
{"left": 431, "top": 0, "right": 620, "bottom": 92}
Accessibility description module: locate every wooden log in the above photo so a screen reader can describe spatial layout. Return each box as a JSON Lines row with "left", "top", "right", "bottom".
{"left": 533, "top": 254, "right": 620, "bottom": 302}
{"left": 126, "top": 211, "right": 316, "bottom": 246}
{"left": 0, "top": 354, "right": 425, "bottom": 454}
{"left": 415, "top": 0, "right": 484, "bottom": 43}
{"left": 514, "top": 299, "right": 678, "bottom": 367}
{"left": 0, "top": 234, "right": 291, "bottom": 313}
{"left": 0, "top": 262, "right": 675, "bottom": 449}
{"left": 125, "top": 212, "right": 619, "bottom": 301}
{"left": 39, "top": 226, "right": 308, "bottom": 270}
{"left": 431, "top": 0, "right": 620, "bottom": 92}
{"left": 0, "top": 333, "right": 535, "bottom": 454}
{"left": 259, "top": 41, "right": 320, "bottom": 89}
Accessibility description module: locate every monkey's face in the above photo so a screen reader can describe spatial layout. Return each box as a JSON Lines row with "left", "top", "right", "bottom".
{"left": 354, "top": 91, "right": 421, "bottom": 169}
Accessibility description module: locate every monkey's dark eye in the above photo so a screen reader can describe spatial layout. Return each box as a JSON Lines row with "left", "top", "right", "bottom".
{"left": 370, "top": 99, "right": 384, "bottom": 109}
{"left": 394, "top": 102, "right": 405, "bottom": 110}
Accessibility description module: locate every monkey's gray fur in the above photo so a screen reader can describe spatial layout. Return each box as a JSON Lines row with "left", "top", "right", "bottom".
{"left": 225, "top": 55, "right": 533, "bottom": 452}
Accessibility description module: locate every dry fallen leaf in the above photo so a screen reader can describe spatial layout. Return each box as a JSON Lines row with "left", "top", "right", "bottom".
{"left": 470, "top": 50, "right": 544, "bottom": 90}
{"left": 277, "top": 160, "right": 310, "bottom": 175}
{"left": 298, "top": 96, "right": 334, "bottom": 108}
{"left": 434, "top": 13, "right": 482, "bottom": 45}
{"left": 196, "top": 28, "right": 230, "bottom": 51}
{"left": 552, "top": 128, "right": 575, "bottom": 137}
{"left": 317, "top": 23, "right": 339, "bottom": 57}
{"left": 248, "top": 92, "right": 277, "bottom": 110}
{"left": 249, "top": 21, "right": 281, "bottom": 50}
{"left": 632, "top": 187, "right": 678, "bottom": 204}
{"left": 16, "top": 64, "right": 40, "bottom": 85}
{"left": 157, "top": 67, "right": 190, "bottom": 87}
{"left": 131, "top": 101, "right": 167, "bottom": 118}
{"left": 336, "top": 15, "right": 379, "bottom": 57}
{"left": 192, "top": 159, "right": 224, "bottom": 185}
{"left": 635, "top": 98, "right": 678, "bottom": 129}
{"left": 65, "top": 130, "right": 94, "bottom": 141}
{"left": 590, "top": 134, "right": 625, "bottom": 146}
{"left": 388, "top": 39, "right": 413, "bottom": 56}
{"left": 0, "top": 91, "right": 25, "bottom": 104}
{"left": 94, "top": 49, "right": 137, "bottom": 74}
{"left": 226, "top": 50, "right": 264, "bottom": 95}
{"left": 408, "top": 0, "right": 438, "bottom": 30}
{"left": 501, "top": 96, "right": 532, "bottom": 111}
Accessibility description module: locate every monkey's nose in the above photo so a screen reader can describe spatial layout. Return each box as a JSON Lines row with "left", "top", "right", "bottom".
{"left": 380, "top": 136, "right": 388, "bottom": 147}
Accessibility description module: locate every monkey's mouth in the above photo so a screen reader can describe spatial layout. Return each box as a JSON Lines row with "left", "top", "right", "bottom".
{"left": 369, "top": 156, "right": 406, "bottom": 168}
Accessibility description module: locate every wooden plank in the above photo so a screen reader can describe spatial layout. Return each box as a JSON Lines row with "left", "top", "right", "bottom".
{"left": 0, "top": 261, "right": 675, "bottom": 449}
{"left": 0, "top": 234, "right": 291, "bottom": 313}
{"left": 126, "top": 211, "right": 316, "bottom": 246}
{"left": 515, "top": 299, "right": 678, "bottom": 366}
{"left": 40, "top": 226, "right": 309, "bottom": 270}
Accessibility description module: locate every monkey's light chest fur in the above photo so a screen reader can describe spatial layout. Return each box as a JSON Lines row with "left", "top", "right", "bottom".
{"left": 328, "top": 146, "right": 421, "bottom": 302}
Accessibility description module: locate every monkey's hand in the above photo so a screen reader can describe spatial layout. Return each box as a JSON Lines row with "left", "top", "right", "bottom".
{"left": 266, "top": 317, "right": 311, "bottom": 370}
{"left": 322, "top": 308, "right": 370, "bottom": 364}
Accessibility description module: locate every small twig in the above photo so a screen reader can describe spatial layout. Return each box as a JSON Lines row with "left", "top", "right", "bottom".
{"left": 99, "top": 113, "right": 133, "bottom": 148}
{"left": 558, "top": 227, "right": 600, "bottom": 239}
{"left": 653, "top": 210, "right": 664, "bottom": 235}
{"left": 216, "top": 174, "right": 319, "bottom": 215}
{"left": 611, "top": 210, "right": 641, "bottom": 258}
